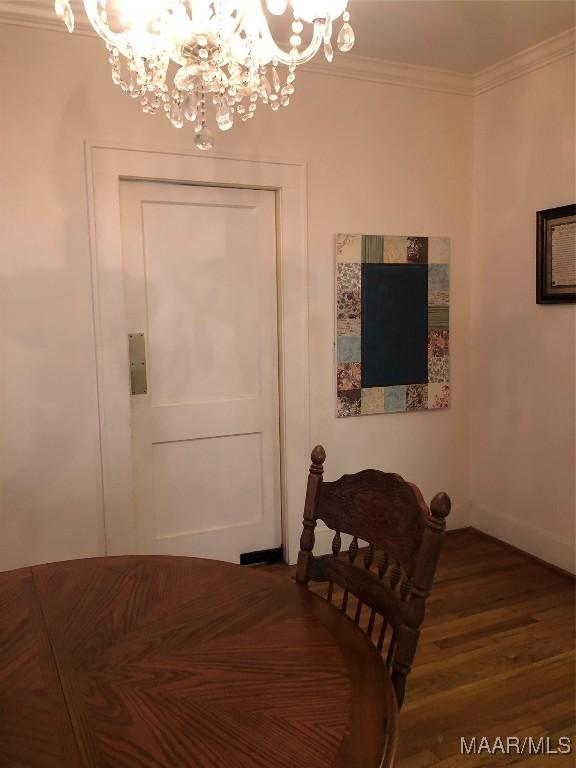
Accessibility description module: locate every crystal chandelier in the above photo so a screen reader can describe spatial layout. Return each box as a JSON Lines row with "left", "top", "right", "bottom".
{"left": 54, "top": 1, "right": 355, "bottom": 150}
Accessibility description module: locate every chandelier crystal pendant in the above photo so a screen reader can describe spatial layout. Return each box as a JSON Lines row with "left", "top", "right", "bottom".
{"left": 54, "top": 1, "right": 355, "bottom": 150}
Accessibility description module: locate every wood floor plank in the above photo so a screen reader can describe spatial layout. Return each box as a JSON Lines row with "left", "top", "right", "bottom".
{"left": 409, "top": 627, "right": 575, "bottom": 699}
{"left": 264, "top": 529, "right": 575, "bottom": 765}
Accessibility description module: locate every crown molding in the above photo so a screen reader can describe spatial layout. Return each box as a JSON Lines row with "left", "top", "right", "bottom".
{"left": 474, "top": 27, "right": 576, "bottom": 95}
{"left": 0, "top": 4, "right": 573, "bottom": 98}
{"left": 301, "top": 54, "right": 472, "bottom": 96}
{"left": 0, "top": 1, "right": 94, "bottom": 35}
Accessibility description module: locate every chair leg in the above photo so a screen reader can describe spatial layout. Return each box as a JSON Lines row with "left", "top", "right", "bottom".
{"left": 391, "top": 663, "right": 408, "bottom": 709}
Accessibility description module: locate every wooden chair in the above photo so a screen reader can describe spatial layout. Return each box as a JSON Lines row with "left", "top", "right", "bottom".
{"left": 296, "top": 445, "right": 451, "bottom": 709}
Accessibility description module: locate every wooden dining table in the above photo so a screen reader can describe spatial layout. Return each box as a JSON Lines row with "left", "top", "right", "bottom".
{"left": 0, "top": 555, "right": 398, "bottom": 768}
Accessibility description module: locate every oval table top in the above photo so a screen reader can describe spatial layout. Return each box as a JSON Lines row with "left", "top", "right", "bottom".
{"left": 0, "top": 556, "right": 398, "bottom": 768}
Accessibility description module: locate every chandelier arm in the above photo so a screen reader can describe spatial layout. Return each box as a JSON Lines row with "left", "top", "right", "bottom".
{"left": 223, "top": 0, "right": 252, "bottom": 38}
{"left": 82, "top": 0, "right": 125, "bottom": 48}
{"left": 252, "top": 6, "right": 325, "bottom": 66}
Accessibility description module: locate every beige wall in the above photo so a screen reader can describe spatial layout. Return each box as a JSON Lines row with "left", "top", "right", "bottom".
{"left": 4, "top": 25, "right": 575, "bottom": 573}
{"left": 0, "top": 25, "right": 473, "bottom": 570}
{"left": 470, "top": 54, "right": 576, "bottom": 572}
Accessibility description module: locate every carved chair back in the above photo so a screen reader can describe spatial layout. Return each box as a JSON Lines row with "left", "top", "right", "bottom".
{"left": 296, "top": 445, "right": 451, "bottom": 708}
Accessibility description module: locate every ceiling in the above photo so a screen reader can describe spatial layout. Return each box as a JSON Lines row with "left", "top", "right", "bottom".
{"left": 343, "top": 1, "right": 575, "bottom": 73}
{"left": 1, "top": 1, "right": 574, "bottom": 75}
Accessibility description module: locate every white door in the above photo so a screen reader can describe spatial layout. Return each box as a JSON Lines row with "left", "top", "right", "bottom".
{"left": 119, "top": 181, "right": 281, "bottom": 563}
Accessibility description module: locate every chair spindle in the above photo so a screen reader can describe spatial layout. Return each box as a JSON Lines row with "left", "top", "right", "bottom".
{"left": 366, "top": 549, "right": 389, "bottom": 637}
{"left": 327, "top": 531, "right": 341, "bottom": 603}
{"left": 377, "top": 621, "right": 388, "bottom": 652}
{"left": 342, "top": 536, "right": 359, "bottom": 614}
{"left": 400, "top": 576, "right": 412, "bottom": 602}
{"left": 367, "top": 610, "right": 376, "bottom": 638}
{"left": 332, "top": 531, "right": 341, "bottom": 556}
{"left": 389, "top": 561, "right": 402, "bottom": 590}
{"left": 386, "top": 635, "right": 397, "bottom": 668}
{"left": 378, "top": 550, "right": 389, "bottom": 578}
{"left": 354, "top": 544, "right": 374, "bottom": 624}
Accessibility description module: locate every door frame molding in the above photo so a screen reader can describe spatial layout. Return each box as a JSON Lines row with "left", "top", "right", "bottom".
{"left": 86, "top": 141, "right": 309, "bottom": 564}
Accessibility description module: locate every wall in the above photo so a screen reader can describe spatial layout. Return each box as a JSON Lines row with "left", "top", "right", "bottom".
{"left": 0, "top": 25, "right": 473, "bottom": 570}
{"left": 470, "top": 53, "right": 576, "bottom": 572}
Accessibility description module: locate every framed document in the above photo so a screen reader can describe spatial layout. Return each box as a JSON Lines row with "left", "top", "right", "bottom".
{"left": 536, "top": 204, "right": 576, "bottom": 304}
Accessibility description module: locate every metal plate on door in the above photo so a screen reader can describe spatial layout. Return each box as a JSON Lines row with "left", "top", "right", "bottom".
{"left": 128, "top": 333, "right": 147, "bottom": 395}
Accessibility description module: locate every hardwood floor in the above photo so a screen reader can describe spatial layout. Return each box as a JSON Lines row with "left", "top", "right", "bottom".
{"left": 264, "top": 529, "right": 575, "bottom": 766}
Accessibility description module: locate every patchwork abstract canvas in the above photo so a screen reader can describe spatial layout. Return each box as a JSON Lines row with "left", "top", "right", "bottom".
{"left": 336, "top": 233, "right": 450, "bottom": 417}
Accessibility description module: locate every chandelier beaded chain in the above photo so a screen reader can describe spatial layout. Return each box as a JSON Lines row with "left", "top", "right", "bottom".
{"left": 54, "top": 1, "right": 355, "bottom": 150}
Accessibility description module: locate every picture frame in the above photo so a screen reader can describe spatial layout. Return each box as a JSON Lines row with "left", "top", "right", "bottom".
{"left": 536, "top": 204, "right": 576, "bottom": 304}
{"left": 335, "top": 233, "right": 450, "bottom": 417}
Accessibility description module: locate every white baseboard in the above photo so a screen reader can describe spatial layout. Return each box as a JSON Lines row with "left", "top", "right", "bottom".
{"left": 469, "top": 503, "right": 575, "bottom": 575}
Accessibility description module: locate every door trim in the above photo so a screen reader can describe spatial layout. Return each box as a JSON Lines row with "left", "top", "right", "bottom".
{"left": 85, "top": 142, "right": 309, "bottom": 565}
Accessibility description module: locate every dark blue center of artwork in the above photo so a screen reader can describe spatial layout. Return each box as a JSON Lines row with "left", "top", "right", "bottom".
{"left": 361, "top": 264, "right": 428, "bottom": 388}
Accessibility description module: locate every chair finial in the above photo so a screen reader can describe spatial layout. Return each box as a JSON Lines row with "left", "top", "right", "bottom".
{"left": 429, "top": 492, "right": 451, "bottom": 533}
{"left": 311, "top": 445, "right": 326, "bottom": 465}
{"left": 430, "top": 492, "right": 451, "bottom": 520}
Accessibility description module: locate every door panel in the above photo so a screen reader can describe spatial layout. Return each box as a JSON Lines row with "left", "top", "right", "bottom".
{"left": 142, "top": 200, "right": 261, "bottom": 405}
{"left": 119, "top": 181, "right": 281, "bottom": 562}
{"left": 152, "top": 434, "right": 264, "bottom": 539}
